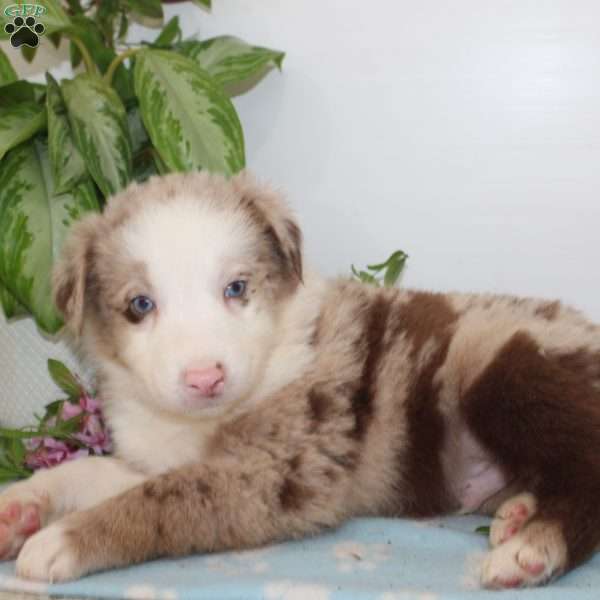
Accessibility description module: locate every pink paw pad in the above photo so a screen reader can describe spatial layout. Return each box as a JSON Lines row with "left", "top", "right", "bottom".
{"left": 508, "top": 503, "right": 530, "bottom": 520}
{"left": 0, "top": 502, "right": 21, "bottom": 521}
{"left": 491, "top": 576, "right": 523, "bottom": 589}
{"left": 499, "top": 503, "right": 530, "bottom": 543}
{"left": 519, "top": 560, "right": 546, "bottom": 576}
{"left": 0, "top": 502, "right": 41, "bottom": 560}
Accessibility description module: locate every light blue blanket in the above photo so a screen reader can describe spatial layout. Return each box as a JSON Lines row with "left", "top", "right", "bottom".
{"left": 0, "top": 515, "right": 598, "bottom": 600}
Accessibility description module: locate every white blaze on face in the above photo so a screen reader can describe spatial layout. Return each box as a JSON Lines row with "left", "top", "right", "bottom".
{"left": 117, "top": 193, "right": 277, "bottom": 417}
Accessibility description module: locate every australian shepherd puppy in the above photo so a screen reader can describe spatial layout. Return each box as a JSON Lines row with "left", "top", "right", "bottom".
{"left": 0, "top": 172, "right": 599, "bottom": 589}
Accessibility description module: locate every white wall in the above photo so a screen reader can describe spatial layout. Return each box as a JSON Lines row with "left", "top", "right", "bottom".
{"left": 2, "top": 1, "right": 600, "bottom": 424}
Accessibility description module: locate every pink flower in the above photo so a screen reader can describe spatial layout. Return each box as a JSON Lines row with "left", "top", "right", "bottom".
{"left": 60, "top": 401, "right": 83, "bottom": 420}
{"left": 73, "top": 413, "right": 112, "bottom": 454}
{"left": 25, "top": 438, "right": 89, "bottom": 470}
{"left": 80, "top": 395, "right": 101, "bottom": 414}
{"left": 24, "top": 392, "right": 112, "bottom": 471}
{"left": 60, "top": 394, "right": 101, "bottom": 419}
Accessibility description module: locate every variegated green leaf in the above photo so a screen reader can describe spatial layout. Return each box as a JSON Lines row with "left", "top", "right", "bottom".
{"left": 129, "top": 102, "right": 156, "bottom": 181}
{"left": 0, "top": 81, "right": 36, "bottom": 105}
{"left": 62, "top": 74, "right": 133, "bottom": 197}
{"left": 31, "top": 84, "right": 46, "bottom": 103}
{"left": 122, "top": 0, "right": 163, "bottom": 23}
{"left": 0, "top": 81, "right": 46, "bottom": 106}
{"left": 154, "top": 16, "right": 181, "bottom": 48}
{"left": 0, "top": 139, "right": 99, "bottom": 333}
{"left": 134, "top": 49, "right": 244, "bottom": 175}
{"left": 0, "top": 281, "right": 27, "bottom": 319}
{"left": 0, "top": 47, "right": 17, "bottom": 86}
{"left": 152, "top": 149, "right": 168, "bottom": 175}
{"left": 0, "top": 102, "right": 46, "bottom": 161}
{"left": 1, "top": 0, "right": 71, "bottom": 40}
{"left": 128, "top": 105, "right": 150, "bottom": 159}
{"left": 95, "top": 0, "right": 119, "bottom": 45}
{"left": 178, "top": 36, "right": 284, "bottom": 93}
{"left": 46, "top": 73, "right": 87, "bottom": 194}
{"left": 191, "top": 0, "right": 211, "bottom": 8}
{"left": 66, "top": 16, "right": 135, "bottom": 102}
{"left": 67, "top": 16, "right": 112, "bottom": 70}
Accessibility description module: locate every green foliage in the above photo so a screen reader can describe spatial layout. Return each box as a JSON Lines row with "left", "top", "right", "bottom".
{"left": 0, "top": 282, "right": 27, "bottom": 319}
{"left": 352, "top": 250, "right": 408, "bottom": 287}
{"left": 123, "top": 0, "right": 163, "bottom": 22}
{"left": 177, "top": 36, "right": 285, "bottom": 95}
{"left": 47, "top": 358, "right": 83, "bottom": 399}
{"left": 0, "top": 102, "right": 46, "bottom": 160}
{"left": 46, "top": 73, "right": 88, "bottom": 194}
{"left": 154, "top": 16, "right": 182, "bottom": 49}
{"left": 0, "top": 140, "right": 99, "bottom": 332}
{"left": 0, "top": 81, "right": 46, "bottom": 106}
{"left": 0, "top": 48, "right": 17, "bottom": 86}
{"left": 0, "top": 0, "right": 285, "bottom": 334}
{"left": 0, "top": 360, "right": 86, "bottom": 482}
{"left": 62, "top": 74, "right": 133, "bottom": 196}
{"left": 0, "top": 436, "right": 30, "bottom": 482}
{"left": 134, "top": 49, "right": 245, "bottom": 175}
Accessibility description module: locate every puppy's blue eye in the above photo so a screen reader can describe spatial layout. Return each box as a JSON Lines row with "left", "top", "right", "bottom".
{"left": 224, "top": 280, "right": 247, "bottom": 299}
{"left": 129, "top": 295, "right": 155, "bottom": 320}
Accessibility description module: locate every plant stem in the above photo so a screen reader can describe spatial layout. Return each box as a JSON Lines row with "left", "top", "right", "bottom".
{"left": 70, "top": 36, "right": 97, "bottom": 75}
{"left": 104, "top": 48, "right": 140, "bottom": 85}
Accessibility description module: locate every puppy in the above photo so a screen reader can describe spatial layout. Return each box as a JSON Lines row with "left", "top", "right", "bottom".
{"left": 0, "top": 171, "right": 599, "bottom": 589}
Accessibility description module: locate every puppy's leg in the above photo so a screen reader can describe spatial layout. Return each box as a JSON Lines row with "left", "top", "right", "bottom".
{"left": 0, "top": 457, "right": 145, "bottom": 560}
{"left": 15, "top": 424, "right": 357, "bottom": 581}
{"left": 463, "top": 331, "right": 600, "bottom": 588}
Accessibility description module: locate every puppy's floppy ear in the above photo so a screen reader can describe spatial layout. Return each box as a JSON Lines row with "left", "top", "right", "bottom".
{"left": 53, "top": 213, "right": 101, "bottom": 335}
{"left": 232, "top": 171, "right": 303, "bottom": 285}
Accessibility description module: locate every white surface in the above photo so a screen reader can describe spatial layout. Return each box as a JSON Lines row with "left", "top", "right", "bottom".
{"left": 2, "top": 0, "right": 600, "bottom": 424}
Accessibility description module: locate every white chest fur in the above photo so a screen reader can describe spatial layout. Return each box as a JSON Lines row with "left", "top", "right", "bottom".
{"left": 106, "top": 399, "right": 218, "bottom": 476}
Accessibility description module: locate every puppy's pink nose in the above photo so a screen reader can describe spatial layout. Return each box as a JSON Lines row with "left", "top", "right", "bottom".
{"left": 184, "top": 366, "right": 225, "bottom": 397}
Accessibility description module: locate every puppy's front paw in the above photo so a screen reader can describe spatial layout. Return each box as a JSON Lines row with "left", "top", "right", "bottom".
{"left": 16, "top": 521, "right": 83, "bottom": 582}
{"left": 0, "top": 488, "right": 48, "bottom": 560}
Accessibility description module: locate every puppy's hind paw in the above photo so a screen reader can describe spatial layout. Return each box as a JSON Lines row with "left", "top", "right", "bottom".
{"left": 480, "top": 521, "right": 567, "bottom": 589}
